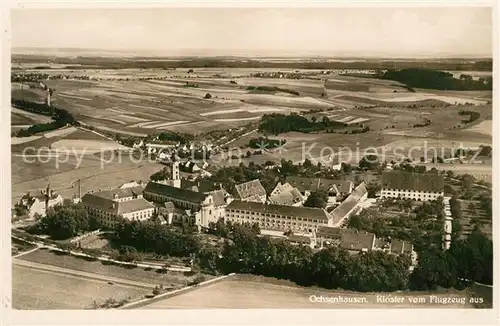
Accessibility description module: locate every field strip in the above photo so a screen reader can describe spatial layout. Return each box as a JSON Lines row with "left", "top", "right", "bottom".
{"left": 118, "top": 114, "right": 149, "bottom": 122}
{"left": 346, "top": 117, "right": 370, "bottom": 124}
{"left": 214, "top": 117, "right": 261, "bottom": 122}
{"left": 106, "top": 108, "right": 128, "bottom": 114}
{"left": 327, "top": 79, "right": 348, "bottom": 83}
{"left": 129, "top": 104, "right": 170, "bottom": 113}
{"left": 127, "top": 111, "right": 165, "bottom": 120}
{"left": 200, "top": 107, "right": 284, "bottom": 116}
{"left": 142, "top": 121, "right": 189, "bottom": 129}
{"left": 91, "top": 125, "right": 147, "bottom": 137}
{"left": 11, "top": 136, "right": 43, "bottom": 145}
{"left": 121, "top": 273, "right": 237, "bottom": 309}
{"left": 96, "top": 116, "right": 128, "bottom": 125}
{"left": 58, "top": 93, "right": 92, "bottom": 101}
{"left": 43, "top": 126, "right": 77, "bottom": 139}
{"left": 11, "top": 107, "right": 53, "bottom": 124}
{"left": 13, "top": 258, "right": 154, "bottom": 289}
{"left": 335, "top": 116, "right": 355, "bottom": 122}
{"left": 127, "top": 120, "right": 173, "bottom": 128}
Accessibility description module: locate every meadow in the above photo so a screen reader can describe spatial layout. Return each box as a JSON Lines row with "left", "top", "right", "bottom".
{"left": 12, "top": 262, "right": 148, "bottom": 309}
{"left": 142, "top": 274, "right": 485, "bottom": 309}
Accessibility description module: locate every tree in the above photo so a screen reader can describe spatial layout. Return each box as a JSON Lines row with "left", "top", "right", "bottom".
{"left": 304, "top": 190, "right": 328, "bottom": 209}
{"left": 204, "top": 93, "right": 212, "bottom": 99}
{"left": 366, "top": 181, "right": 380, "bottom": 198}
{"left": 37, "top": 202, "right": 95, "bottom": 240}
{"left": 358, "top": 154, "right": 380, "bottom": 171}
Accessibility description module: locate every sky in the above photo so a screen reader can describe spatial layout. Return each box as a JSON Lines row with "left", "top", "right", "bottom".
{"left": 11, "top": 7, "right": 493, "bottom": 57}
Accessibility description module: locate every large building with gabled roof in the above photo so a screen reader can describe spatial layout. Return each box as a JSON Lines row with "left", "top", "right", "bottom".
{"left": 143, "top": 181, "right": 218, "bottom": 228}
{"left": 81, "top": 186, "right": 155, "bottom": 228}
{"left": 226, "top": 199, "right": 332, "bottom": 233}
{"left": 234, "top": 179, "right": 267, "bottom": 203}
{"left": 381, "top": 171, "right": 444, "bottom": 201}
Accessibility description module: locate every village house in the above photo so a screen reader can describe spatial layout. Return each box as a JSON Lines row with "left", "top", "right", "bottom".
{"left": 225, "top": 200, "right": 332, "bottom": 233}
{"left": 380, "top": 171, "right": 444, "bottom": 201}
{"left": 17, "top": 188, "right": 64, "bottom": 219}
{"left": 119, "top": 181, "right": 144, "bottom": 189}
{"left": 234, "top": 179, "right": 267, "bottom": 203}
{"left": 81, "top": 186, "right": 155, "bottom": 228}
{"left": 330, "top": 182, "right": 368, "bottom": 227}
{"left": 268, "top": 182, "right": 305, "bottom": 206}
{"left": 340, "top": 230, "right": 376, "bottom": 252}
{"left": 286, "top": 176, "right": 354, "bottom": 207}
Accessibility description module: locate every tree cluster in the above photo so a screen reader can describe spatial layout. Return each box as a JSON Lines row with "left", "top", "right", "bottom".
{"left": 208, "top": 225, "right": 411, "bottom": 292}
{"left": 248, "top": 137, "right": 286, "bottom": 149}
{"left": 459, "top": 110, "right": 481, "bottom": 124}
{"left": 358, "top": 154, "right": 381, "bottom": 171}
{"left": 29, "top": 203, "right": 99, "bottom": 240}
{"left": 381, "top": 68, "right": 492, "bottom": 91}
{"left": 409, "top": 231, "right": 492, "bottom": 290}
{"left": 258, "top": 113, "right": 346, "bottom": 135}
{"left": 303, "top": 190, "right": 328, "bottom": 209}
{"left": 12, "top": 100, "right": 77, "bottom": 137}
{"left": 246, "top": 85, "right": 300, "bottom": 96}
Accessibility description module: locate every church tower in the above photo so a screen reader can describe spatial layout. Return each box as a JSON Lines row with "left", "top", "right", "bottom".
{"left": 171, "top": 161, "right": 180, "bottom": 188}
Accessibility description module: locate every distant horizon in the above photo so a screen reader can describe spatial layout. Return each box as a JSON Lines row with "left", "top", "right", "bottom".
{"left": 12, "top": 7, "right": 493, "bottom": 58}
{"left": 11, "top": 46, "right": 493, "bottom": 60}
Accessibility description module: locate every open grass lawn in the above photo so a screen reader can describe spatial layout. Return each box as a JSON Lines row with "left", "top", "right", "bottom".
{"left": 12, "top": 264, "right": 147, "bottom": 309}
{"left": 143, "top": 274, "right": 482, "bottom": 309}
{"left": 18, "top": 249, "right": 204, "bottom": 288}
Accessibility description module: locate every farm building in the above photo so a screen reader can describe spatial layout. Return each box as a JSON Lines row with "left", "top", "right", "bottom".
{"left": 286, "top": 176, "right": 353, "bottom": 207}
{"left": 143, "top": 181, "right": 218, "bottom": 229}
{"left": 380, "top": 171, "right": 444, "bottom": 201}
{"left": 225, "top": 200, "right": 332, "bottom": 233}
{"left": 17, "top": 188, "right": 64, "bottom": 219}
{"left": 234, "top": 179, "right": 267, "bottom": 203}
{"left": 81, "top": 186, "right": 155, "bottom": 228}
{"left": 330, "top": 182, "right": 368, "bottom": 227}
{"left": 340, "top": 230, "right": 376, "bottom": 252}
{"left": 268, "top": 182, "right": 305, "bottom": 206}
{"left": 287, "top": 234, "right": 316, "bottom": 248}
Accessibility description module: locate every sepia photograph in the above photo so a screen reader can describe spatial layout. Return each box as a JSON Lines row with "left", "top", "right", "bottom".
{"left": 5, "top": 1, "right": 496, "bottom": 318}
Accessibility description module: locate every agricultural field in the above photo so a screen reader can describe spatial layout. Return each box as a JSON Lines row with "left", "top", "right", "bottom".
{"left": 142, "top": 274, "right": 484, "bottom": 309}
{"left": 10, "top": 67, "right": 492, "bottom": 199}
{"left": 11, "top": 126, "right": 163, "bottom": 205}
{"left": 12, "top": 261, "right": 148, "bottom": 309}
{"left": 11, "top": 68, "right": 491, "bottom": 136}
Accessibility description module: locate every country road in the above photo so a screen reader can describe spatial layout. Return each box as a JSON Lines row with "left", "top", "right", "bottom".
{"left": 13, "top": 258, "right": 156, "bottom": 290}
